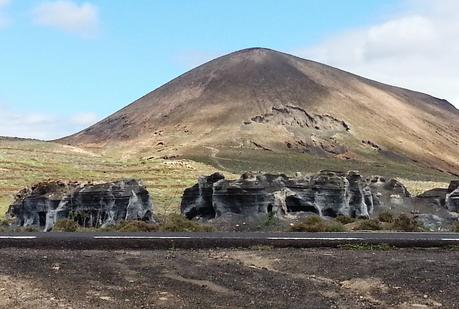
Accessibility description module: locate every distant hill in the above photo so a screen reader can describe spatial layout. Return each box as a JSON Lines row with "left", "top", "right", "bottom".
{"left": 59, "top": 48, "right": 459, "bottom": 176}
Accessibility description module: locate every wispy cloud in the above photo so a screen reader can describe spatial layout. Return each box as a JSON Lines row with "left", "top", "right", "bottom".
{"left": 69, "top": 112, "right": 99, "bottom": 126}
{"left": 0, "top": 0, "right": 11, "bottom": 29}
{"left": 0, "top": 0, "right": 11, "bottom": 6}
{"left": 0, "top": 105, "right": 100, "bottom": 140}
{"left": 32, "top": 0, "right": 99, "bottom": 38}
{"left": 294, "top": 0, "right": 459, "bottom": 107}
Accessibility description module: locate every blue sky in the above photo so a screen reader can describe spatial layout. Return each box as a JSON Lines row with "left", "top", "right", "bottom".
{"left": 0, "top": 0, "right": 458, "bottom": 139}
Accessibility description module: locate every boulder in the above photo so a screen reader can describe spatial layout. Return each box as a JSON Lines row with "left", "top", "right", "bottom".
{"left": 7, "top": 179, "right": 153, "bottom": 231}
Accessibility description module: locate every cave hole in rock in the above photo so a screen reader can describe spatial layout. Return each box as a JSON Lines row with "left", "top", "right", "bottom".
{"left": 322, "top": 208, "right": 338, "bottom": 218}
{"left": 38, "top": 211, "right": 47, "bottom": 227}
{"left": 267, "top": 204, "right": 273, "bottom": 213}
{"left": 286, "top": 196, "right": 319, "bottom": 214}
{"left": 200, "top": 207, "right": 216, "bottom": 219}
{"left": 142, "top": 210, "right": 152, "bottom": 221}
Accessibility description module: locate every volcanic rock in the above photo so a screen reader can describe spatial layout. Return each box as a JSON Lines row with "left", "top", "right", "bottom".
{"left": 7, "top": 179, "right": 153, "bottom": 231}
{"left": 180, "top": 170, "right": 406, "bottom": 221}
{"left": 446, "top": 188, "right": 459, "bottom": 212}
{"left": 181, "top": 172, "right": 225, "bottom": 219}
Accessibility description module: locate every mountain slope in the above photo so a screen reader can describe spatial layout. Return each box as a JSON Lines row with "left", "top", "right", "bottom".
{"left": 59, "top": 48, "right": 459, "bottom": 176}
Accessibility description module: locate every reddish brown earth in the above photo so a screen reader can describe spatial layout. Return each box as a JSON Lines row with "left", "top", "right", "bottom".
{"left": 59, "top": 48, "right": 459, "bottom": 175}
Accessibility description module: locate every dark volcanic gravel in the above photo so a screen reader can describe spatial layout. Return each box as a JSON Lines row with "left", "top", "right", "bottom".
{"left": 0, "top": 247, "right": 457, "bottom": 308}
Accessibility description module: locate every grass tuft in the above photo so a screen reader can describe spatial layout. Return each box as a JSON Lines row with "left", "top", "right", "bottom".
{"left": 335, "top": 216, "right": 355, "bottom": 225}
{"left": 289, "top": 216, "right": 345, "bottom": 232}
{"left": 353, "top": 219, "right": 383, "bottom": 231}
{"left": 53, "top": 219, "right": 79, "bottom": 232}
{"left": 378, "top": 211, "right": 394, "bottom": 223}
{"left": 391, "top": 214, "right": 421, "bottom": 232}
{"left": 113, "top": 220, "right": 159, "bottom": 232}
{"left": 158, "top": 213, "right": 215, "bottom": 232}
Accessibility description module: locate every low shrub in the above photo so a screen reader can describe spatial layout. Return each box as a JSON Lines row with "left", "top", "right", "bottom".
{"left": 116, "top": 220, "right": 159, "bottom": 232}
{"left": 159, "top": 214, "right": 215, "bottom": 232}
{"left": 378, "top": 211, "right": 394, "bottom": 223}
{"left": 14, "top": 226, "right": 41, "bottom": 232}
{"left": 452, "top": 223, "right": 459, "bottom": 233}
{"left": 391, "top": 214, "right": 420, "bottom": 232}
{"left": 335, "top": 216, "right": 355, "bottom": 225}
{"left": 289, "top": 216, "right": 345, "bottom": 232}
{"left": 353, "top": 219, "right": 383, "bottom": 231}
{"left": 53, "top": 219, "right": 79, "bottom": 232}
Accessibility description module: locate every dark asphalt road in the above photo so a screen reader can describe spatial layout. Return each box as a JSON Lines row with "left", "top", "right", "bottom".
{"left": 0, "top": 232, "right": 458, "bottom": 249}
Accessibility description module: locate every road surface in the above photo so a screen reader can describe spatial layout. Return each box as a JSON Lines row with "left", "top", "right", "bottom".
{"left": 0, "top": 232, "right": 458, "bottom": 249}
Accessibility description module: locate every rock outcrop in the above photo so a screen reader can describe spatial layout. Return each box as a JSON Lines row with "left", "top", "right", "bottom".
{"left": 181, "top": 171, "right": 410, "bottom": 220}
{"left": 181, "top": 172, "right": 459, "bottom": 231}
{"left": 7, "top": 179, "right": 153, "bottom": 231}
{"left": 446, "top": 188, "right": 459, "bottom": 212}
{"left": 416, "top": 180, "right": 459, "bottom": 212}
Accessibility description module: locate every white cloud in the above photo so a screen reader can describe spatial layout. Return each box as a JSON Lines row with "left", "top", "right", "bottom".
{"left": 0, "top": 105, "right": 99, "bottom": 140}
{"left": 295, "top": 0, "right": 459, "bottom": 108}
{"left": 32, "top": 0, "right": 99, "bottom": 37}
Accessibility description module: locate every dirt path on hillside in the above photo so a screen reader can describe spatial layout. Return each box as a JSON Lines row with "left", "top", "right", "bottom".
{"left": 204, "top": 146, "right": 227, "bottom": 170}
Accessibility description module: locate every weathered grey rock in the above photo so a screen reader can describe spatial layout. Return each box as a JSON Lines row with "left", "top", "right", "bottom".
{"left": 414, "top": 213, "right": 457, "bottom": 231}
{"left": 448, "top": 180, "right": 459, "bottom": 193}
{"left": 212, "top": 173, "right": 289, "bottom": 217}
{"left": 446, "top": 188, "right": 459, "bottom": 212}
{"left": 367, "top": 176, "right": 413, "bottom": 213}
{"left": 181, "top": 170, "right": 382, "bottom": 220}
{"left": 7, "top": 179, "right": 153, "bottom": 231}
{"left": 181, "top": 172, "right": 224, "bottom": 219}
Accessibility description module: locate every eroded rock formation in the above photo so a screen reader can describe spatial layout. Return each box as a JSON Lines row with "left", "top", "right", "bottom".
{"left": 248, "top": 105, "right": 350, "bottom": 132}
{"left": 446, "top": 187, "right": 459, "bottom": 212}
{"left": 181, "top": 170, "right": 413, "bottom": 221}
{"left": 7, "top": 179, "right": 152, "bottom": 231}
{"left": 181, "top": 172, "right": 459, "bottom": 231}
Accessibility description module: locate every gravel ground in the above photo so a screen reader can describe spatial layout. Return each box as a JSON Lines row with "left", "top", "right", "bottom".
{"left": 0, "top": 247, "right": 457, "bottom": 308}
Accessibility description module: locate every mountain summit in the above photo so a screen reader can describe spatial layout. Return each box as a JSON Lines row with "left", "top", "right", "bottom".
{"left": 60, "top": 48, "right": 459, "bottom": 175}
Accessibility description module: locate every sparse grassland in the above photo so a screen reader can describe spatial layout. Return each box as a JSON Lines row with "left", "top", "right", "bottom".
{"left": 396, "top": 179, "right": 450, "bottom": 196}
{"left": 185, "top": 146, "right": 455, "bottom": 182}
{"left": 0, "top": 139, "right": 454, "bottom": 223}
{"left": 0, "top": 139, "right": 236, "bottom": 219}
